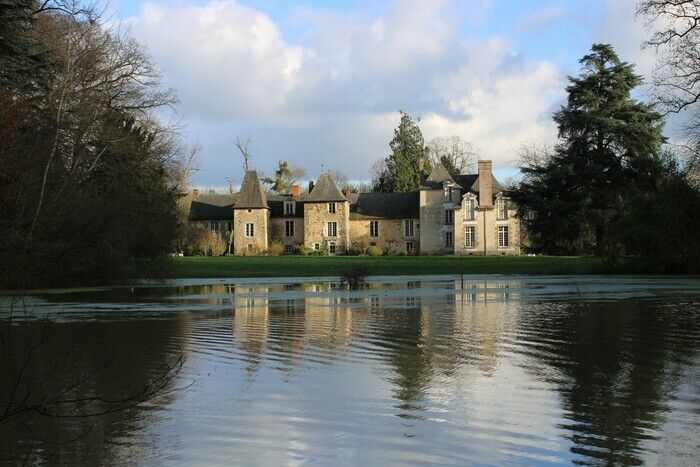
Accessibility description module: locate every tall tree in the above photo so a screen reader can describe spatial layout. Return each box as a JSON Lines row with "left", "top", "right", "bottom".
{"left": 373, "top": 110, "right": 430, "bottom": 192}
{"left": 263, "top": 160, "right": 306, "bottom": 193}
{"left": 0, "top": 1, "right": 182, "bottom": 287}
{"left": 510, "top": 44, "right": 665, "bottom": 256}
{"left": 427, "top": 136, "right": 476, "bottom": 176}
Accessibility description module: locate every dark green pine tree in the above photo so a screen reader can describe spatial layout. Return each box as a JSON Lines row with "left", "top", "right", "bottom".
{"left": 373, "top": 110, "right": 430, "bottom": 192}
{"left": 510, "top": 44, "right": 665, "bottom": 255}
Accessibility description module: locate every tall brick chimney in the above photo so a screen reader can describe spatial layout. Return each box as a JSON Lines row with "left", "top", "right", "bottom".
{"left": 291, "top": 184, "right": 301, "bottom": 198}
{"left": 478, "top": 160, "right": 493, "bottom": 207}
{"left": 308, "top": 180, "right": 314, "bottom": 193}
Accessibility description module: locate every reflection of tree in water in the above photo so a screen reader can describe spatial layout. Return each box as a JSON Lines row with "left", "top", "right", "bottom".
{"left": 523, "top": 299, "right": 700, "bottom": 466}
{"left": 0, "top": 316, "right": 190, "bottom": 464}
{"left": 231, "top": 287, "right": 270, "bottom": 378}
{"left": 375, "top": 297, "right": 436, "bottom": 413}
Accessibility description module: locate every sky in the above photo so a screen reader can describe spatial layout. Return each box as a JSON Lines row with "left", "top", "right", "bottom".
{"left": 109, "top": 0, "right": 661, "bottom": 188}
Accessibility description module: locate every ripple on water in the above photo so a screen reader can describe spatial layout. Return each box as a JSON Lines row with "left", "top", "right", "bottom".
{"left": 2, "top": 275, "right": 699, "bottom": 465}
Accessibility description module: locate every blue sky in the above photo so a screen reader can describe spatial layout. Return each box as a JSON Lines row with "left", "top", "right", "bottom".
{"left": 111, "top": 0, "right": 659, "bottom": 188}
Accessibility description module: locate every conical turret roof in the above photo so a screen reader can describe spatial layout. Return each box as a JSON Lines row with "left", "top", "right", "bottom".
{"left": 235, "top": 170, "right": 268, "bottom": 209}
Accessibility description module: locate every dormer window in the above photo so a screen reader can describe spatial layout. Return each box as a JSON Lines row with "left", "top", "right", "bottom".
{"left": 328, "top": 202, "right": 336, "bottom": 213}
{"left": 497, "top": 197, "right": 510, "bottom": 220}
{"left": 284, "top": 201, "right": 295, "bottom": 215}
{"left": 465, "top": 198, "right": 476, "bottom": 221}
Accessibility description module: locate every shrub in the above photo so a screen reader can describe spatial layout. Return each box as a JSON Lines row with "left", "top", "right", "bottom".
{"left": 366, "top": 245, "right": 382, "bottom": 256}
{"left": 194, "top": 229, "right": 228, "bottom": 256}
{"left": 339, "top": 265, "right": 369, "bottom": 289}
{"left": 345, "top": 246, "right": 362, "bottom": 256}
{"left": 266, "top": 240, "right": 284, "bottom": 256}
{"left": 298, "top": 246, "right": 315, "bottom": 256}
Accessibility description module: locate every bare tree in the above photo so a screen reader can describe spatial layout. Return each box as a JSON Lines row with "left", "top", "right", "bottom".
{"left": 638, "top": 0, "right": 700, "bottom": 173}
{"left": 427, "top": 136, "right": 477, "bottom": 176}
{"left": 28, "top": 2, "right": 177, "bottom": 234}
{"left": 515, "top": 140, "right": 555, "bottom": 170}
{"left": 638, "top": 0, "right": 700, "bottom": 114}
{"left": 234, "top": 136, "right": 253, "bottom": 172}
{"left": 328, "top": 169, "right": 349, "bottom": 191}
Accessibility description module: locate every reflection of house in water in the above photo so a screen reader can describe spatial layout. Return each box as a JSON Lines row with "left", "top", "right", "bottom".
{"left": 454, "top": 279, "right": 522, "bottom": 376}
{"left": 231, "top": 285, "right": 270, "bottom": 373}
{"left": 226, "top": 279, "right": 522, "bottom": 398}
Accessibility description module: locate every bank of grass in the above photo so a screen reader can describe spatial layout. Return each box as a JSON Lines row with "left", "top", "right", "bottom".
{"left": 166, "top": 255, "right": 609, "bottom": 279}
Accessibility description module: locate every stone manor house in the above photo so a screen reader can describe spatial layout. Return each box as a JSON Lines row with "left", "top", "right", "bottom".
{"left": 188, "top": 160, "right": 521, "bottom": 255}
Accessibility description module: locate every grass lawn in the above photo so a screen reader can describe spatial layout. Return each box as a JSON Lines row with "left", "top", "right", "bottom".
{"left": 166, "top": 255, "right": 609, "bottom": 279}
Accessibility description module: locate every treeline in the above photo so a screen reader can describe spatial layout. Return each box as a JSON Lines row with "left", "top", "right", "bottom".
{"left": 509, "top": 43, "right": 700, "bottom": 272}
{"left": 0, "top": 1, "right": 189, "bottom": 288}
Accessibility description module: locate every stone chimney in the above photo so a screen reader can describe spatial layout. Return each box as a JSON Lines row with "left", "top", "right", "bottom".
{"left": 418, "top": 157, "right": 425, "bottom": 173}
{"left": 192, "top": 188, "right": 199, "bottom": 197}
{"left": 342, "top": 187, "right": 352, "bottom": 199}
{"left": 308, "top": 180, "right": 314, "bottom": 193}
{"left": 478, "top": 160, "right": 493, "bottom": 207}
{"left": 291, "top": 184, "right": 301, "bottom": 198}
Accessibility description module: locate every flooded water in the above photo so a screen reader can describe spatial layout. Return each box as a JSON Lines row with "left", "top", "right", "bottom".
{"left": 1, "top": 275, "right": 699, "bottom": 465}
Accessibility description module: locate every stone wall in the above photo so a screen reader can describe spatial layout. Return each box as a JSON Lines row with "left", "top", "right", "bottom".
{"left": 419, "top": 189, "right": 453, "bottom": 255}
{"left": 453, "top": 195, "right": 521, "bottom": 256}
{"left": 303, "top": 201, "right": 350, "bottom": 253}
{"left": 270, "top": 217, "right": 305, "bottom": 252}
{"left": 348, "top": 218, "right": 420, "bottom": 254}
{"left": 232, "top": 208, "right": 268, "bottom": 255}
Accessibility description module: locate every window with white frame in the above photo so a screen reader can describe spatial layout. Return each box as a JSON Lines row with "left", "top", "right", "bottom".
{"left": 444, "top": 209, "right": 454, "bottom": 225}
{"left": 314, "top": 243, "right": 320, "bottom": 250}
{"left": 369, "top": 220, "right": 379, "bottom": 237}
{"left": 498, "top": 226, "right": 509, "bottom": 247}
{"left": 245, "top": 223, "right": 254, "bottom": 237}
{"left": 445, "top": 231, "right": 453, "bottom": 247}
{"left": 284, "top": 201, "right": 295, "bottom": 215}
{"left": 327, "top": 221, "right": 337, "bottom": 237}
{"left": 285, "top": 220, "right": 295, "bottom": 237}
{"left": 448, "top": 186, "right": 454, "bottom": 202}
{"left": 328, "top": 202, "right": 336, "bottom": 213}
{"left": 465, "top": 198, "right": 476, "bottom": 220}
{"left": 497, "top": 197, "right": 510, "bottom": 220}
{"left": 404, "top": 219, "right": 414, "bottom": 237}
{"left": 329, "top": 242, "right": 337, "bottom": 255}
{"left": 465, "top": 226, "right": 475, "bottom": 249}
{"left": 210, "top": 220, "right": 219, "bottom": 231}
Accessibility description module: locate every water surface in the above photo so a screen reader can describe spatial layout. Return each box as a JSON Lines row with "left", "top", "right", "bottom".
{"left": 2, "top": 275, "right": 699, "bottom": 465}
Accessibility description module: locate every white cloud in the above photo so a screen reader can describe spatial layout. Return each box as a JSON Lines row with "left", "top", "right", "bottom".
{"left": 517, "top": 2, "right": 565, "bottom": 32}
{"left": 132, "top": 1, "right": 304, "bottom": 121}
{"left": 129, "top": 0, "right": 567, "bottom": 184}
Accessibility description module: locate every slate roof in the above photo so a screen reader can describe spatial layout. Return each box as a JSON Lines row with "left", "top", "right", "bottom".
{"left": 348, "top": 192, "right": 419, "bottom": 219}
{"left": 304, "top": 172, "right": 347, "bottom": 202}
{"left": 267, "top": 194, "right": 305, "bottom": 217}
{"left": 422, "top": 162, "right": 460, "bottom": 189}
{"left": 454, "top": 174, "right": 504, "bottom": 195}
{"left": 235, "top": 171, "right": 269, "bottom": 209}
{"left": 188, "top": 194, "right": 237, "bottom": 220}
